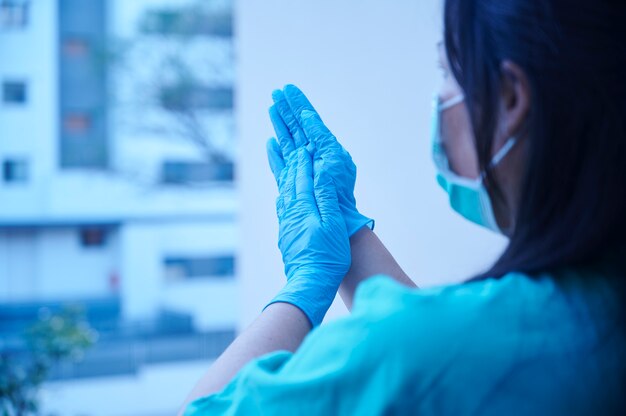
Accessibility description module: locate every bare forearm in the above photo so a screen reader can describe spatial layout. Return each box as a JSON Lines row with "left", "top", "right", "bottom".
{"left": 339, "top": 227, "right": 417, "bottom": 310}
{"left": 177, "top": 302, "right": 311, "bottom": 415}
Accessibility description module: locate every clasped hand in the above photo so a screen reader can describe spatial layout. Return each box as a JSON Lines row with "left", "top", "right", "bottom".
{"left": 266, "top": 143, "right": 351, "bottom": 327}
{"left": 264, "top": 85, "right": 373, "bottom": 327}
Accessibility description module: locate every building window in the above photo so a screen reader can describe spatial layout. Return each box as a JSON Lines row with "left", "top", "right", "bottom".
{"left": 79, "top": 228, "right": 107, "bottom": 247}
{"left": 2, "top": 81, "right": 27, "bottom": 104}
{"left": 139, "top": 9, "right": 232, "bottom": 37}
{"left": 0, "top": 0, "right": 29, "bottom": 29}
{"left": 2, "top": 159, "right": 28, "bottom": 183}
{"left": 164, "top": 255, "right": 235, "bottom": 282}
{"left": 63, "top": 113, "right": 91, "bottom": 136}
{"left": 161, "top": 160, "right": 234, "bottom": 184}
{"left": 62, "top": 37, "right": 89, "bottom": 57}
{"left": 159, "top": 85, "right": 233, "bottom": 111}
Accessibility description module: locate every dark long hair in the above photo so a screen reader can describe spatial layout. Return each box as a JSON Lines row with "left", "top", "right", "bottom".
{"left": 443, "top": 0, "right": 626, "bottom": 279}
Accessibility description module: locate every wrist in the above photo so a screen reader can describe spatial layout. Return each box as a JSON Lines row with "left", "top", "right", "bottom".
{"left": 344, "top": 211, "right": 375, "bottom": 237}
{"left": 262, "top": 301, "right": 313, "bottom": 332}
{"left": 348, "top": 224, "right": 373, "bottom": 246}
{"left": 266, "top": 276, "right": 340, "bottom": 327}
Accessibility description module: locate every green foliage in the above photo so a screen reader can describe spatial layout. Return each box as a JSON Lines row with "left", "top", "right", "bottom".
{"left": 138, "top": 6, "right": 232, "bottom": 38}
{"left": 0, "top": 305, "right": 97, "bottom": 416}
{"left": 108, "top": 0, "right": 235, "bottom": 170}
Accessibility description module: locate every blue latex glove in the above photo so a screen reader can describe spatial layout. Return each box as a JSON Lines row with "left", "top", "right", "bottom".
{"left": 264, "top": 145, "right": 351, "bottom": 327}
{"left": 269, "top": 84, "right": 374, "bottom": 237}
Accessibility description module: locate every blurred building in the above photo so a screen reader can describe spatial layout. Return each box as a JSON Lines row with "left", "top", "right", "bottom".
{"left": 0, "top": 0, "right": 237, "bottom": 379}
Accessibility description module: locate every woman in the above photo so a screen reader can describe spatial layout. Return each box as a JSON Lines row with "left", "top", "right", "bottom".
{"left": 180, "top": 0, "right": 625, "bottom": 414}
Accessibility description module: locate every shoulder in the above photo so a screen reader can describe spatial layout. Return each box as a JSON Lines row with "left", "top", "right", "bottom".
{"left": 322, "top": 273, "right": 560, "bottom": 377}
{"left": 337, "top": 273, "right": 564, "bottom": 362}
{"left": 350, "top": 272, "right": 558, "bottom": 322}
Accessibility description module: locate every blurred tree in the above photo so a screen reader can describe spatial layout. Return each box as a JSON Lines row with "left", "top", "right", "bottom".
{"left": 109, "top": 0, "right": 235, "bottom": 183}
{"left": 0, "top": 306, "right": 97, "bottom": 416}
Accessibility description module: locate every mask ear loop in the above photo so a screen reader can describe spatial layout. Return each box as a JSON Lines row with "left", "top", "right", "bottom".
{"left": 479, "top": 136, "right": 518, "bottom": 183}
{"left": 490, "top": 137, "right": 517, "bottom": 167}
{"left": 438, "top": 94, "right": 465, "bottom": 111}
{"left": 438, "top": 92, "right": 517, "bottom": 172}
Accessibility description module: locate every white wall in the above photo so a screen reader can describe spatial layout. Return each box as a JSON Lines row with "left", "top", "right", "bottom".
{"left": 0, "top": 228, "right": 117, "bottom": 301}
{"left": 237, "top": 0, "right": 507, "bottom": 329}
{"left": 36, "top": 228, "right": 118, "bottom": 299}
{"left": 0, "top": 0, "right": 58, "bottom": 216}
{"left": 119, "top": 220, "right": 237, "bottom": 330}
{"left": 0, "top": 230, "right": 37, "bottom": 300}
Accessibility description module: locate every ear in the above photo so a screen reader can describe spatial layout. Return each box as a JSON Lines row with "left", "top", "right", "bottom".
{"left": 495, "top": 60, "right": 531, "bottom": 150}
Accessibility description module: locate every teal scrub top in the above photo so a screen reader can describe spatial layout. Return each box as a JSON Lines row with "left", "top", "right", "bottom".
{"left": 184, "top": 265, "right": 625, "bottom": 415}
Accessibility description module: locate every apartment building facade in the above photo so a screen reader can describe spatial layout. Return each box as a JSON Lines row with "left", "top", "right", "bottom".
{"left": 0, "top": 0, "right": 238, "bottom": 378}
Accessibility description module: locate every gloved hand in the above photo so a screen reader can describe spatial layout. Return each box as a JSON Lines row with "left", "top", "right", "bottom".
{"left": 268, "top": 84, "right": 374, "bottom": 237}
{"left": 264, "top": 145, "right": 351, "bottom": 327}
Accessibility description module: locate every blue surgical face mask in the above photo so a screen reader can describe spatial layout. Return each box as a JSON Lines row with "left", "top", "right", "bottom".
{"left": 431, "top": 93, "right": 517, "bottom": 233}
